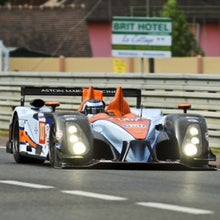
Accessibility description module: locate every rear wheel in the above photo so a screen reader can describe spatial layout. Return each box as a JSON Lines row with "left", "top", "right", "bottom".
{"left": 12, "top": 116, "right": 27, "bottom": 163}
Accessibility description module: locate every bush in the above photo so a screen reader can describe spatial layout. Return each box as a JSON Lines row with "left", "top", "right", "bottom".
{"left": 161, "top": 0, "right": 204, "bottom": 56}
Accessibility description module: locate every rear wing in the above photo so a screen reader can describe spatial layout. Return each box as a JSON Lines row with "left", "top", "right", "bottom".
{"left": 21, "top": 86, "right": 141, "bottom": 108}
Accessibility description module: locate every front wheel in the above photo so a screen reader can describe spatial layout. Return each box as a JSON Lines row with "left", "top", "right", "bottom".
{"left": 49, "top": 123, "right": 60, "bottom": 168}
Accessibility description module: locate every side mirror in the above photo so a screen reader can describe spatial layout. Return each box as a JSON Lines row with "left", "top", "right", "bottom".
{"left": 178, "top": 103, "right": 191, "bottom": 114}
{"left": 45, "top": 101, "right": 60, "bottom": 112}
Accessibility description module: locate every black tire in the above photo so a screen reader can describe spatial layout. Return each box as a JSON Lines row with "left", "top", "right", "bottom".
{"left": 49, "top": 123, "right": 60, "bottom": 168}
{"left": 12, "top": 115, "right": 45, "bottom": 164}
{"left": 12, "top": 115, "right": 27, "bottom": 163}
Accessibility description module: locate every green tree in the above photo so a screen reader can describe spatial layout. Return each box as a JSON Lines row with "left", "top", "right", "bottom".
{"left": 161, "top": 0, "right": 204, "bottom": 56}
{"left": 0, "top": 0, "right": 9, "bottom": 5}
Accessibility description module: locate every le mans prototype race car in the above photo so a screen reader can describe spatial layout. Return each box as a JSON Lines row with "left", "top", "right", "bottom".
{"left": 6, "top": 86, "right": 216, "bottom": 170}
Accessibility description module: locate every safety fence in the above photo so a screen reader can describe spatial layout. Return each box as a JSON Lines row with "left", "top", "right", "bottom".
{"left": 0, "top": 71, "right": 220, "bottom": 148}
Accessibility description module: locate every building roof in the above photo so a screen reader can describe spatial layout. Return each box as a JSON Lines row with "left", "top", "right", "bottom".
{"left": 1, "top": 0, "right": 219, "bottom": 57}
{"left": 9, "top": 47, "right": 52, "bottom": 57}
{"left": 0, "top": 5, "right": 92, "bottom": 57}
{"left": 6, "top": 0, "right": 220, "bottom": 22}
{"left": 84, "top": 0, "right": 220, "bottom": 22}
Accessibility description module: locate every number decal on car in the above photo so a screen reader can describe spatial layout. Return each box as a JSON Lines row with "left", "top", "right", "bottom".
{"left": 39, "top": 121, "right": 46, "bottom": 144}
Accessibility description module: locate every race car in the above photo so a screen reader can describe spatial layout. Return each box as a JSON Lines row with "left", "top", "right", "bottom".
{"left": 6, "top": 85, "right": 216, "bottom": 170}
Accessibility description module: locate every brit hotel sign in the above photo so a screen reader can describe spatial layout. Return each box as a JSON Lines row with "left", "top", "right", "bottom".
{"left": 112, "top": 17, "right": 172, "bottom": 58}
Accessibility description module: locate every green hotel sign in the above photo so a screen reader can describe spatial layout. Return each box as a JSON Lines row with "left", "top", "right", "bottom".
{"left": 112, "top": 17, "right": 172, "bottom": 58}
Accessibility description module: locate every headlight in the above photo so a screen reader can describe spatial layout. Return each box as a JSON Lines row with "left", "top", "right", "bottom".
{"left": 183, "top": 143, "right": 198, "bottom": 156}
{"left": 68, "top": 125, "right": 78, "bottom": 134}
{"left": 191, "top": 137, "right": 200, "bottom": 145}
{"left": 182, "top": 124, "right": 202, "bottom": 157}
{"left": 69, "top": 134, "right": 79, "bottom": 143}
{"left": 72, "top": 142, "right": 87, "bottom": 155}
{"left": 189, "top": 127, "right": 199, "bottom": 136}
{"left": 66, "top": 122, "right": 90, "bottom": 157}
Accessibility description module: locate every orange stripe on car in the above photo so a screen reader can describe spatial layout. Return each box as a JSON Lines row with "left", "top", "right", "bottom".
{"left": 19, "top": 130, "right": 37, "bottom": 148}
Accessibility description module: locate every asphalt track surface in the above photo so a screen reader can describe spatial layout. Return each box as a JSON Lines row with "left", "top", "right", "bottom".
{"left": 0, "top": 146, "right": 220, "bottom": 220}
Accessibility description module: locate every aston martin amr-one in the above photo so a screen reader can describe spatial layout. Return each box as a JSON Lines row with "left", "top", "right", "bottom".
{"left": 6, "top": 86, "right": 216, "bottom": 170}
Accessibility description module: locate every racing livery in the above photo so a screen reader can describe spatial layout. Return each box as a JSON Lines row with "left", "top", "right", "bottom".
{"left": 6, "top": 86, "right": 216, "bottom": 170}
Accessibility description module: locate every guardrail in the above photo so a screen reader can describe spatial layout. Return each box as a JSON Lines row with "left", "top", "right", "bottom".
{"left": 0, "top": 71, "right": 220, "bottom": 148}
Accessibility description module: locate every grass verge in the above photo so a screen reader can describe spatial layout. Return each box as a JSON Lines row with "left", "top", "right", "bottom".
{"left": 211, "top": 148, "right": 220, "bottom": 156}
{"left": 0, "top": 130, "right": 9, "bottom": 137}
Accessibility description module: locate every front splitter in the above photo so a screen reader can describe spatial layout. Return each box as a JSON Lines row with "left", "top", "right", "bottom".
{"left": 61, "top": 161, "right": 217, "bottom": 171}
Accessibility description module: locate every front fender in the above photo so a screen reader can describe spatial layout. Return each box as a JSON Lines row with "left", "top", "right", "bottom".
{"left": 51, "top": 112, "right": 94, "bottom": 165}
{"left": 165, "top": 113, "right": 212, "bottom": 167}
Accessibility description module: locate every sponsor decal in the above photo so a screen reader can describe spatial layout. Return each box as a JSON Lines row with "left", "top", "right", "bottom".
{"left": 41, "top": 88, "right": 82, "bottom": 94}
{"left": 205, "top": 132, "right": 209, "bottom": 141}
{"left": 55, "top": 143, "right": 61, "bottom": 149}
{"left": 34, "top": 126, "right": 38, "bottom": 135}
{"left": 64, "top": 115, "right": 77, "bottom": 121}
{"left": 65, "top": 118, "right": 77, "bottom": 121}
{"left": 107, "top": 116, "right": 150, "bottom": 139}
{"left": 186, "top": 117, "right": 199, "bottom": 123}
{"left": 45, "top": 124, "right": 50, "bottom": 145}
{"left": 56, "top": 130, "right": 63, "bottom": 141}
{"left": 103, "top": 89, "right": 116, "bottom": 95}
{"left": 118, "top": 118, "right": 143, "bottom": 122}
{"left": 38, "top": 113, "right": 44, "bottom": 117}
{"left": 123, "top": 124, "right": 147, "bottom": 128}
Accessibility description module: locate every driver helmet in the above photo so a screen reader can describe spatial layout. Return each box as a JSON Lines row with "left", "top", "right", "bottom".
{"left": 84, "top": 99, "right": 105, "bottom": 116}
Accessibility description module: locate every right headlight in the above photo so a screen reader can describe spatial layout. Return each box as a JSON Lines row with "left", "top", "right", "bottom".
{"left": 183, "top": 143, "right": 198, "bottom": 157}
{"left": 68, "top": 125, "right": 78, "bottom": 134}
{"left": 182, "top": 124, "right": 202, "bottom": 157}
{"left": 72, "top": 142, "right": 87, "bottom": 155}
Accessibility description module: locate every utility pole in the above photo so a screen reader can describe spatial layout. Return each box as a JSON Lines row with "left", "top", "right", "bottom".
{"left": 146, "top": 0, "right": 150, "bottom": 17}
{"left": 146, "top": 0, "right": 155, "bottom": 73}
{"left": 0, "top": 41, "right": 9, "bottom": 72}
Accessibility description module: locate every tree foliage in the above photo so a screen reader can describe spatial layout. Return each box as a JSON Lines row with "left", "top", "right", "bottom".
{"left": 0, "top": 0, "right": 9, "bottom": 5}
{"left": 161, "top": 0, "right": 204, "bottom": 57}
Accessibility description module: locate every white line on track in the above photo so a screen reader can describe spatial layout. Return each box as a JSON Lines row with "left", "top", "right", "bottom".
{"left": 0, "top": 146, "right": 5, "bottom": 149}
{"left": 0, "top": 178, "right": 216, "bottom": 214}
{"left": 136, "top": 202, "right": 214, "bottom": 215}
{"left": 0, "top": 180, "right": 54, "bottom": 189}
{"left": 62, "top": 190, "right": 128, "bottom": 201}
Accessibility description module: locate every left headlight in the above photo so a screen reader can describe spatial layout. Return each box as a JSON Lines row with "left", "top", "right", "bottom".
{"left": 66, "top": 123, "right": 89, "bottom": 157}
{"left": 182, "top": 124, "right": 202, "bottom": 157}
